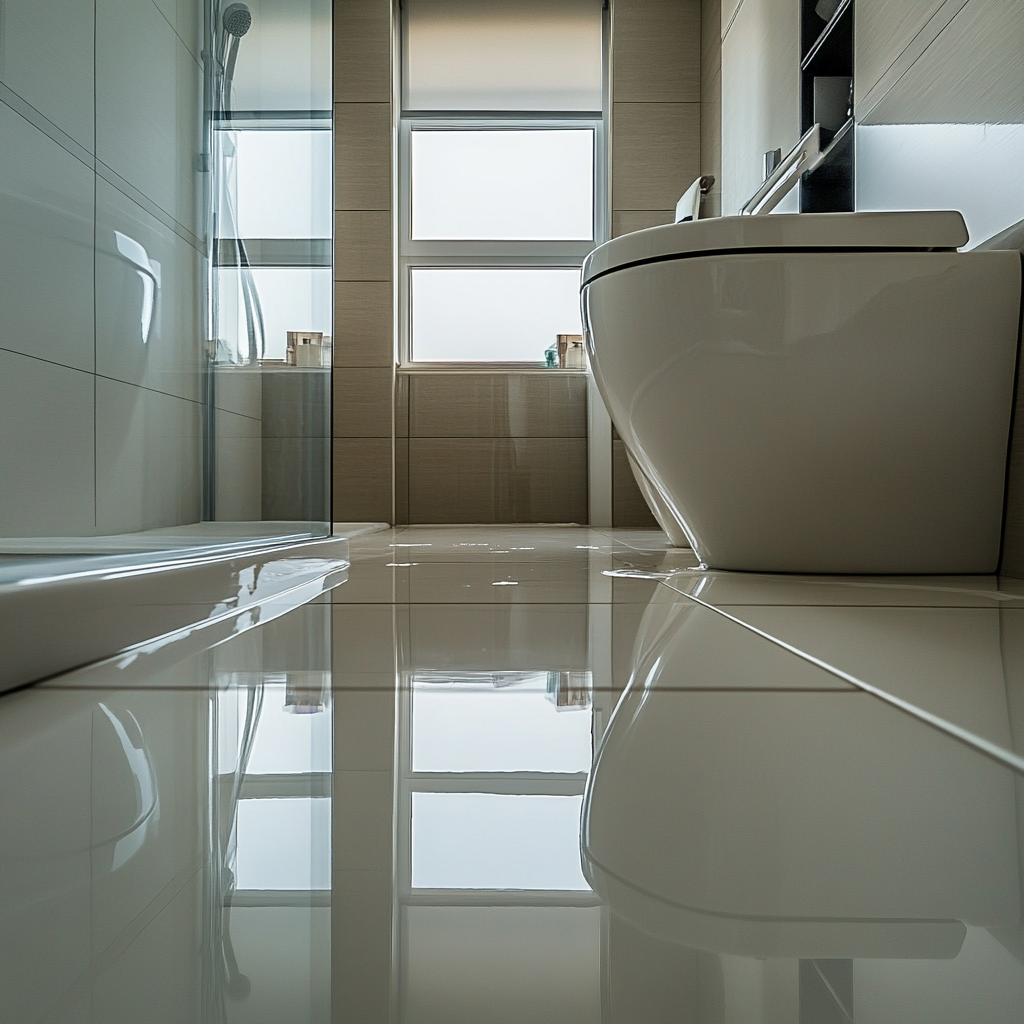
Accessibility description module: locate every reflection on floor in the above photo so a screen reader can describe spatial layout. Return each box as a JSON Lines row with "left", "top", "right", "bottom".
{"left": 2, "top": 526, "right": 1024, "bottom": 1024}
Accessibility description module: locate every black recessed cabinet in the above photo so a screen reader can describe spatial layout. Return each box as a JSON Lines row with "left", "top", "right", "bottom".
{"left": 800, "top": 0, "right": 854, "bottom": 213}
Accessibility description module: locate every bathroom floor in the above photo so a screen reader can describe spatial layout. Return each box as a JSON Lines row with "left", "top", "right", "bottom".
{"left": 2, "top": 526, "right": 1024, "bottom": 1023}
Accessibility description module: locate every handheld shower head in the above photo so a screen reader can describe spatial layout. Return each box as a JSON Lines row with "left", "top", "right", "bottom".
{"left": 222, "top": 3, "right": 252, "bottom": 38}
{"left": 218, "top": 2, "right": 252, "bottom": 110}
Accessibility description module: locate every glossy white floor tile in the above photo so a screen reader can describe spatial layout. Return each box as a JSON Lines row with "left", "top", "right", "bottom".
{"left": 2, "top": 526, "right": 1024, "bottom": 1023}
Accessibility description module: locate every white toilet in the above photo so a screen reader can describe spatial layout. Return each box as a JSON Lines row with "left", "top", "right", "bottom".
{"left": 582, "top": 212, "right": 1022, "bottom": 573}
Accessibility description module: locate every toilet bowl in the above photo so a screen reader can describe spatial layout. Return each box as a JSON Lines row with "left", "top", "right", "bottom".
{"left": 582, "top": 212, "right": 1023, "bottom": 573}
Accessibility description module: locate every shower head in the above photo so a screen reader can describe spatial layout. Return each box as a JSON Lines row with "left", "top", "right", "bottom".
{"left": 222, "top": 3, "right": 252, "bottom": 38}
{"left": 218, "top": 2, "right": 252, "bottom": 109}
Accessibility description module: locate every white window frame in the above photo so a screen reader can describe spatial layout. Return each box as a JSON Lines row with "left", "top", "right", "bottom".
{"left": 397, "top": 114, "right": 608, "bottom": 368}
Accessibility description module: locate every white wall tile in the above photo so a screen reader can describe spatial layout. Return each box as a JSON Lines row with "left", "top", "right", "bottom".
{"left": 0, "top": 102, "right": 94, "bottom": 374}
{"left": 95, "top": 179, "right": 202, "bottom": 404}
{"left": 721, "top": 0, "right": 800, "bottom": 215}
{"left": 96, "top": 0, "right": 202, "bottom": 234}
{"left": 96, "top": 377, "right": 202, "bottom": 534}
{"left": 215, "top": 409, "right": 262, "bottom": 521}
{"left": 0, "top": 350, "right": 95, "bottom": 537}
{"left": 0, "top": 0, "right": 94, "bottom": 151}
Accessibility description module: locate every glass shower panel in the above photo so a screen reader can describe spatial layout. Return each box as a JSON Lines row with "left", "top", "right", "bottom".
{"left": 209, "top": 0, "right": 333, "bottom": 531}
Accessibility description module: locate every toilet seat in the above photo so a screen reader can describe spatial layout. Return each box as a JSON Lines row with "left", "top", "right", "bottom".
{"left": 582, "top": 211, "right": 970, "bottom": 285}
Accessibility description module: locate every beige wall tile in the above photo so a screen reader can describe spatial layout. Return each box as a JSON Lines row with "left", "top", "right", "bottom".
{"left": 334, "top": 367, "right": 394, "bottom": 437}
{"left": 612, "top": 439, "right": 659, "bottom": 527}
{"left": 409, "top": 373, "right": 588, "bottom": 438}
{"left": 395, "top": 373, "right": 409, "bottom": 437}
{"left": 335, "top": 0, "right": 392, "bottom": 103}
{"left": 612, "top": 210, "right": 674, "bottom": 236}
{"left": 336, "top": 211, "right": 391, "bottom": 281}
{"left": 334, "top": 281, "right": 394, "bottom": 368}
{"left": 335, "top": 102, "right": 391, "bottom": 211}
{"left": 409, "top": 438, "right": 588, "bottom": 523}
{"left": 395, "top": 436, "right": 410, "bottom": 524}
{"left": 613, "top": 0, "right": 701, "bottom": 103}
{"left": 612, "top": 102, "right": 701, "bottom": 210}
{"left": 702, "top": 0, "right": 723, "bottom": 85}
{"left": 333, "top": 437, "right": 393, "bottom": 522}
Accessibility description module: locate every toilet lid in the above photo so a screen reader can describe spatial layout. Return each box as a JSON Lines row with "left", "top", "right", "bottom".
{"left": 581, "top": 211, "right": 970, "bottom": 286}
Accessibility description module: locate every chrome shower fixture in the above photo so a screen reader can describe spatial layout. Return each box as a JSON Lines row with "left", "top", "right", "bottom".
{"left": 222, "top": 2, "right": 252, "bottom": 37}
{"left": 218, "top": 2, "right": 252, "bottom": 84}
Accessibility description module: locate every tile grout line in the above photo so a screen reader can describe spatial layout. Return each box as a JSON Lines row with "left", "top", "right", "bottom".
{"left": 661, "top": 581, "right": 1024, "bottom": 777}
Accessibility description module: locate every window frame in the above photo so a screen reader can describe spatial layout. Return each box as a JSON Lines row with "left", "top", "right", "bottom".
{"left": 398, "top": 113, "right": 607, "bottom": 368}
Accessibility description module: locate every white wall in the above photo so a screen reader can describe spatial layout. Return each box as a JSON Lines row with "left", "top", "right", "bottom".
{"left": 720, "top": 0, "right": 800, "bottom": 216}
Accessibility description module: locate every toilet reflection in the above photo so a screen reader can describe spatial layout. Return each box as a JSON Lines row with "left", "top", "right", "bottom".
{"left": 583, "top": 585, "right": 1024, "bottom": 1020}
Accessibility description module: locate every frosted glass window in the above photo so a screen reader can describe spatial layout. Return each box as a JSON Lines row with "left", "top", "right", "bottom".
{"left": 236, "top": 798, "right": 331, "bottom": 889}
{"left": 224, "top": 129, "right": 332, "bottom": 239}
{"left": 412, "top": 129, "right": 594, "bottom": 240}
{"left": 412, "top": 674, "right": 592, "bottom": 773}
{"left": 410, "top": 267, "right": 583, "bottom": 362}
{"left": 411, "top": 793, "right": 590, "bottom": 889}
{"left": 217, "top": 267, "right": 332, "bottom": 362}
{"left": 403, "top": 0, "right": 603, "bottom": 111}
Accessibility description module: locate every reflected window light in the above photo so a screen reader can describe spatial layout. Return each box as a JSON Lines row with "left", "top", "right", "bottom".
{"left": 218, "top": 679, "right": 332, "bottom": 775}
{"left": 411, "top": 792, "right": 590, "bottom": 890}
{"left": 114, "top": 231, "right": 161, "bottom": 343}
{"left": 411, "top": 671, "right": 592, "bottom": 773}
{"left": 235, "top": 797, "right": 331, "bottom": 890}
